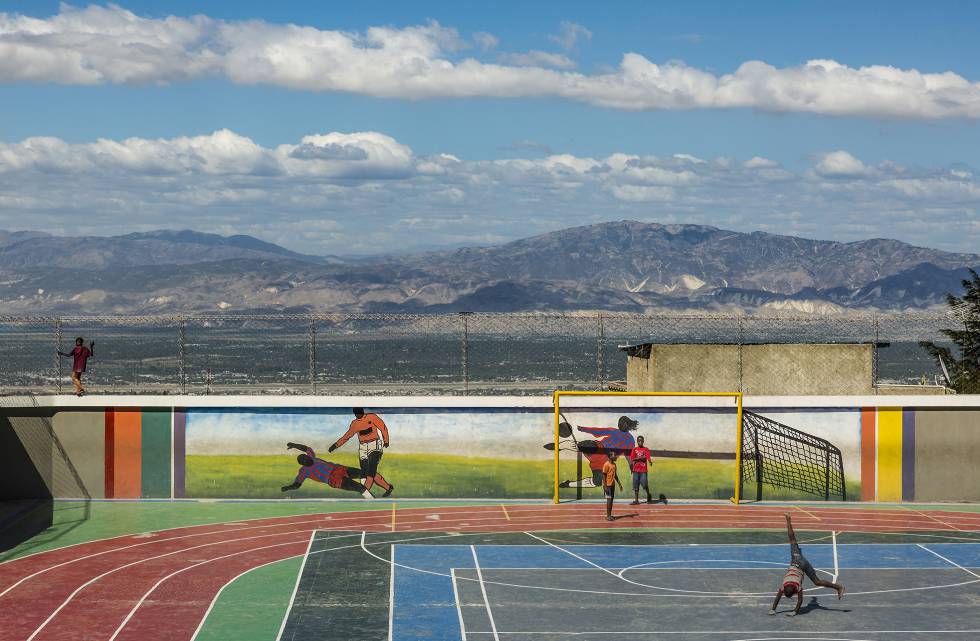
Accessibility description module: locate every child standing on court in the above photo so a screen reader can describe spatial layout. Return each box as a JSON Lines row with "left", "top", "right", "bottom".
{"left": 603, "top": 451, "right": 623, "bottom": 522}
{"left": 58, "top": 337, "right": 94, "bottom": 396}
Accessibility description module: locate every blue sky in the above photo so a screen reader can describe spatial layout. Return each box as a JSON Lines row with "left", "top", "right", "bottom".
{"left": 1, "top": 2, "right": 979, "bottom": 254}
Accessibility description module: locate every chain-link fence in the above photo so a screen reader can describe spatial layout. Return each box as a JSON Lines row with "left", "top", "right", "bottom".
{"left": 0, "top": 312, "right": 964, "bottom": 395}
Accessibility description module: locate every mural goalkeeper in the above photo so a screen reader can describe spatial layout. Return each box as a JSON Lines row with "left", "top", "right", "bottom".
{"left": 281, "top": 443, "right": 374, "bottom": 499}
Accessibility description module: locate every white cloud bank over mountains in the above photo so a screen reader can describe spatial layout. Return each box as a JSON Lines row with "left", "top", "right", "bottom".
{"left": 2, "top": 4, "right": 980, "bottom": 118}
{"left": 1, "top": 128, "right": 978, "bottom": 254}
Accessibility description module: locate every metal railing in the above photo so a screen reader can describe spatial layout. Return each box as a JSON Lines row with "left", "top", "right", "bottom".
{"left": 0, "top": 312, "right": 961, "bottom": 395}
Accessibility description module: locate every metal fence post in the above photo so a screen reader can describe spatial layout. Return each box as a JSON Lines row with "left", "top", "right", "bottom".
{"left": 55, "top": 318, "right": 63, "bottom": 394}
{"left": 460, "top": 312, "right": 471, "bottom": 394}
{"left": 309, "top": 318, "right": 317, "bottom": 394}
{"left": 596, "top": 312, "right": 605, "bottom": 390}
{"left": 872, "top": 314, "right": 880, "bottom": 394}
{"left": 178, "top": 319, "right": 187, "bottom": 394}
{"left": 737, "top": 315, "right": 745, "bottom": 393}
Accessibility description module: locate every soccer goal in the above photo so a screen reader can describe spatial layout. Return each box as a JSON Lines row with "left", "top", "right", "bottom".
{"left": 552, "top": 391, "right": 847, "bottom": 504}
{"left": 551, "top": 391, "right": 745, "bottom": 504}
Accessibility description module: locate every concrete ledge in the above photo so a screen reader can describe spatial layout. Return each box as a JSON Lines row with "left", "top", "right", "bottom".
{"left": 5, "top": 393, "right": 980, "bottom": 409}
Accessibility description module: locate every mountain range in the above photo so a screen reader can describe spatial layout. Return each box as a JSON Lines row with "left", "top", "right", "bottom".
{"left": 0, "top": 221, "right": 975, "bottom": 314}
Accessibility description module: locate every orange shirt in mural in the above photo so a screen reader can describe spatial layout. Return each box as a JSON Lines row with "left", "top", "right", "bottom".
{"left": 336, "top": 413, "right": 389, "bottom": 446}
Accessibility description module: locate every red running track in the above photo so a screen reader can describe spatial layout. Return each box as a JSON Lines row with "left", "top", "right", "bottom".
{"left": 1, "top": 504, "right": 978, "bottom": 641}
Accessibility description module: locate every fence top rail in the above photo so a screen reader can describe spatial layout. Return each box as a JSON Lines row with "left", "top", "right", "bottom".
{"left": 0, "top": 311, "right": 959, "bottom": 324}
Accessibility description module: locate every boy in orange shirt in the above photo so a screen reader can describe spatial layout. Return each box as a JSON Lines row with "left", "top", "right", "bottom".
{"left": 603, "top": 451, "right": 623, "bottom": 522}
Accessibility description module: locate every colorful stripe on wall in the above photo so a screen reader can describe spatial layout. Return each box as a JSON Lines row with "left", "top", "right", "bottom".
{"left": 104, "top": 410, "right": 114, "bottom": 499}
{"left": 902, "top": 410, "right": 915, "bottom": 502}
{"left": 876, "top": 407, "right": 903, "bottom": 502}
{"left": 103, "top": 407, "right": 174, "bottom": 499}
{"left": 859, "top": 408, "right": 876, "bottom": 502}
{"left": 858, "top": 406, "right": 917, "bottom": 502}
{"left": 141, "top": 409, "right": 171, "bottom": 498}
{"left": 174, "top": 410, "right": 186, "bottom": 499}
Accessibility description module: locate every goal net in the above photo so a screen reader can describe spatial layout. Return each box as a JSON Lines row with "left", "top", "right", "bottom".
{"left": 551, "top": 392, "right": 847, "bottom": 503}
{"left": 739, "top": 410, "right": 847, "bottom": 501}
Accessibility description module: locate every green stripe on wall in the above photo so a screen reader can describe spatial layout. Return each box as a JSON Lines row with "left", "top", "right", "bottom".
{"left": 140, "top": 409, "right": 172, "bottom": 498}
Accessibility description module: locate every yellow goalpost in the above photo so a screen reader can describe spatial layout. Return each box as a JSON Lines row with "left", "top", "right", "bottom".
{"left": 552, "top": 390, "right": 744, "bottom": 505}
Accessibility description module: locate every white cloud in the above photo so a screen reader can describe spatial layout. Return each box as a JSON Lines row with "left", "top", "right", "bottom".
{"left": 0, "top": 129, "right": 978, "bottom": 253}
{"left": 1, "top": 5, "right": 979, "bottom": 119}
{"left": 744, "top": 156, "right": 779, "bottom": 169}
{"left": 549, "top": 21, "right": 592, "bottom": 52}
{"left": 472, "top": 31, "right": 498, "bottom": 51}
{"left": 499, "top": 50, "right": 576, "bottom": 70}
{"left": 814, "top": 150, "right": 870, "bottom": 178}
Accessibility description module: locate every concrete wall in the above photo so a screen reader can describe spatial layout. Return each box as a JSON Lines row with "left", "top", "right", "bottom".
{"left": 627, "top": 343, "right": 874, "bottom": 395}
{"left": 52, "top": 411, "right": 105, "bottom": 499}
{"left": 2, "top": 395, "right": 979, "bottom": 503}
{"left": 913, "top": 409, "right": 980, "bottom": 502}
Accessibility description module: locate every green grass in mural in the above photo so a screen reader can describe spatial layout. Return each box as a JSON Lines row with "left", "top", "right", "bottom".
{"left": 187, "top": 454, "right": 748, "bottom": 499}
{"left": 187, "top": 453, "right": 561, "bottom": 498}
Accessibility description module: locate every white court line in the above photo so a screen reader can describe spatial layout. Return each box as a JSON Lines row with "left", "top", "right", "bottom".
{"left": 0, "top": 512, "right": 383, "bottom": 597}
{"left": 109, "top": 539, "right": 306, "bottom": 641}
{"left": 358, "top": 532, "right": 980, "bottom": 600}
{"left": 461, "top": 632, "right": 980, "bottom": 636}
{"left": 917, "top": 544, "right": 980, "bottom": 579}
{"left": 832, "top": 531, "right": 839, "bottom": 583}
{"left": 189, "top": 556, "right": 302, "bottom": 641}
{"left": 0, "top": 505, "right": 396, "bottom": 570}
{"left": 274, "top": 529, "right": 316, "bottom": 641}
{"left": 25, "top": 526, "right": 324, "bottom": 641}
{"left": 524, "top": 531, "right": 623, "bottom": 581}
{"left": 388, "top": 546, "right": 395, "bottom": 641}
{"left": 526, "top": 532, "right": 789, "bottom": 596}
{"left": 191, "top": 532, "right": 467, "bottom": 641}
{"left": 452, "top": 568, "right": 468, "bottom": 641}
{"left": 471, "top": 545, "right": 500, "bottom": 641}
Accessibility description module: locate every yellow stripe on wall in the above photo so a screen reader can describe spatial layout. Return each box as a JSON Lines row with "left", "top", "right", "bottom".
{"left": 877, "top": 407, "right": 903, "bottom": 501}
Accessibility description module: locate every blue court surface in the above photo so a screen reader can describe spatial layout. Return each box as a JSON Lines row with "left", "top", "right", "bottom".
{"left": 279, "top": 530, "right": 980, "bottom": 641}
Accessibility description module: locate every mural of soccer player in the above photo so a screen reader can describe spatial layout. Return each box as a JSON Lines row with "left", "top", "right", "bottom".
{"left": 328, "top": 408, "right": 394, "bottom": 498}
{"left": 280, "top": 442, "right": 374, "bottom": 499}
{"left": 557, "top": 415, "right": 639, "bottom": 490}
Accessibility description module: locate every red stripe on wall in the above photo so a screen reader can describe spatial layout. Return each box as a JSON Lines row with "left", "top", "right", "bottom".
{"left": 860, "top": 407, "right": 876, "bottom": 502}
{"left": 104, "top": 409, "right": 115, "bottom": 498}
{"left": 113, "top": 409, "right": 142, "bottom": 499}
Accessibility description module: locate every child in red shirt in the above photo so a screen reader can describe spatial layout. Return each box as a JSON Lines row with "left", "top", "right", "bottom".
{"left": 58, "top": 337, "right": 94, "bottom": 396}
{"left": 629, "top": 436, "right": 668, "bottom": 505}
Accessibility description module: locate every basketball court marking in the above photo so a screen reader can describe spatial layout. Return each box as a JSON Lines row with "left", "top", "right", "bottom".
{"left": 268, "top": 529, "right": 313, "bottom": 641}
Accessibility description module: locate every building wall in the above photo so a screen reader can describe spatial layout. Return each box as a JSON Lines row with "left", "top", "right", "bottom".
{"left": 913, "top": 408, "right": 980, "bottom": 502}
{"left": 2, "top": 395, "right": 979, "bottom": 503}
{"left": 627, "top": 343, "right": 874, "bottom": 395}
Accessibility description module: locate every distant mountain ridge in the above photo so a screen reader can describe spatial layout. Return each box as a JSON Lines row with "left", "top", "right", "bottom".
{"left": 0, "top": 229, "right": 329, "bottom": 271}
{"left": 0, "top": 222, "right": 976, "bottom": 314}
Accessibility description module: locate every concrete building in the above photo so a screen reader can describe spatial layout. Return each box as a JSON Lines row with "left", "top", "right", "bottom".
{"left": 618, "top": 342, "right": 949, "bottom": 395}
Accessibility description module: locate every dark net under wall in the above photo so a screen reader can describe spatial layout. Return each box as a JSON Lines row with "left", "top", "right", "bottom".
{"left": 739, "top": 410, "right": 846, "bottom": 501}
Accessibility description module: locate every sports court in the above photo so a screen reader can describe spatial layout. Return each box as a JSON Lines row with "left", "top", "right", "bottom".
{"left": 3, "top": 501, "right": 979, "bottom": 641}
{"left": 3, "top": 391, "right": 980, "bottom": 640}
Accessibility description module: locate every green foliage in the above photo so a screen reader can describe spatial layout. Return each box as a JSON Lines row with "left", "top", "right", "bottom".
{"left": 920, "top": 268, "right": 980, "bottom": 393}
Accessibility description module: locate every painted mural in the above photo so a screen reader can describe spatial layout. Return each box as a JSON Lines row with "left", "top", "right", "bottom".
{"left": 183, "top": 404, "right": 864, "bottom": 501}
{"left": 16, "top": 400, "right": 959, "bottom": 502}
{"left": 184, "top": 407, "right": 554, "bottom": 499}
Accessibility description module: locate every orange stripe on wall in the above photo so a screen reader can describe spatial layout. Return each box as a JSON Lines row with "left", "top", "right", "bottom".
{"left": 104, "top": 410, "right": 115, "bottom": 498}
{"left": 860, "top": 407, "right": 876, "bottom": 502}
{"left": 112, "top": 408, "right": 142, "bottom": 498}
